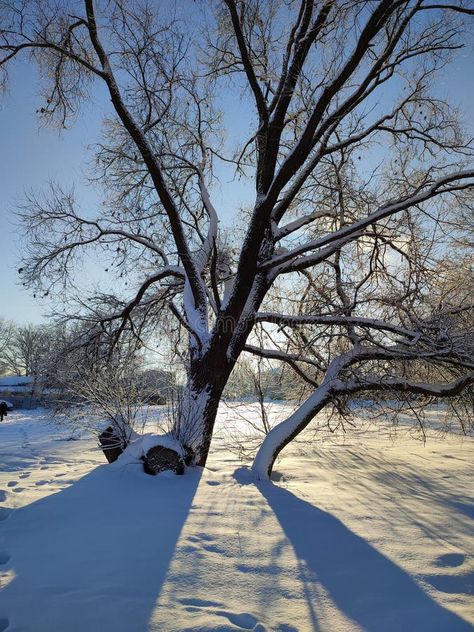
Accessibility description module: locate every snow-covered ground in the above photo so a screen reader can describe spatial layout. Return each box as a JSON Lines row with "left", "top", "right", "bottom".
{"left": 0, "top": 405, "right": 473, "bottom": 631}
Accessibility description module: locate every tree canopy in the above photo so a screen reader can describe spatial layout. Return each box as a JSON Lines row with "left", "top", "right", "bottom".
{"left": 1, "top": 0, "right": 473, "bottom": 475}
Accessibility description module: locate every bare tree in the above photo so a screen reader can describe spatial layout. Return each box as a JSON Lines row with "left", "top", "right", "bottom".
{"left": 50, "top": 339, "right": 147, "bottom": 448}
{"left": 2, "top": 0, "right": 474, "bottom": 476}
{"left": 0, "top": 317, "right": 14, "bottom": 375}
{"left": 0, "top": 322, "right": 54, "bottom": 378}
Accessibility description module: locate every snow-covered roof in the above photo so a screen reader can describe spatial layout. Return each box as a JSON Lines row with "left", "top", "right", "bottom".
{"left": 0, "top": 375, "right": 34, "bottom": 387}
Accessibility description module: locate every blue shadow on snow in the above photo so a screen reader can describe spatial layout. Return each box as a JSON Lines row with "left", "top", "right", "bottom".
{"left": 0, "top": 463, "right": 201, "bottom": 632}
{"left": 255, "top": 477, "right": 472, "bottom": 632}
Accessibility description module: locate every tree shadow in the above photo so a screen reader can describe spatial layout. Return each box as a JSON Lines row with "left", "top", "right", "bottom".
{"left": 257, "top": 480, "right": 472, "bottom": 632}
{"left": 0, "top": 463, "right": 202, "bottom": 632}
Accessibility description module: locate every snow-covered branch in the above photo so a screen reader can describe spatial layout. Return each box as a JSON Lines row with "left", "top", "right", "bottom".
{"left": 254, "top": 312, "right": 421, "bottom": 343}
{"left": 263, "top": 170, "right": 474, "bottom": 274}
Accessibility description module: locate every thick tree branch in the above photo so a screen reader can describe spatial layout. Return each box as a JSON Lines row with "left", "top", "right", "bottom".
{"left": 84, "top": 0, "right": 207, "bottom": 316}
{"left": 264, "top": 170, "right": 474, "bottom": 273}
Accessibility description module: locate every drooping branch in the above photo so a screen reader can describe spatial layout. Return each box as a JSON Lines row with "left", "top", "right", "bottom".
{"left": 335, "top": 371, "right": 474, "bottom": 398}
{"left": 244, "top": 343, "right": 321, "bottom": 388}
{"left": 253, "top": 346, "right": 474, "bottom": 478}
{"left": 84, "top": 0, "right": 207, "bottom": 317}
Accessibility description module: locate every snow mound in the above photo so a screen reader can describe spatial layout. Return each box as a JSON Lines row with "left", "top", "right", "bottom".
{"left": 115, "top": 433, "right": 184, "bottom": 467}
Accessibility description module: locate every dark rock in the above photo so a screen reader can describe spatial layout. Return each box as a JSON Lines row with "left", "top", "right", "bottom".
{"left": 98, "top": 426, "right": 124, "bottom": 463}
{"left": 143, "top": 445, "right": 185, "bottom": 475}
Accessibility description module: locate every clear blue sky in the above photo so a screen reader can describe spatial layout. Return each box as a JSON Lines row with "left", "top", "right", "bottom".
{"left": 0, "top": 59, "right": 105, "bottom": 324}
{"left": 0, "top": 36, "right": 472, "bottom": 325}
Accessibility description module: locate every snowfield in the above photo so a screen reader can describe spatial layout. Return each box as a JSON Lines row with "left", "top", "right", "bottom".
{"left": 0, "top": 405, "right": 473, "bottom": 632}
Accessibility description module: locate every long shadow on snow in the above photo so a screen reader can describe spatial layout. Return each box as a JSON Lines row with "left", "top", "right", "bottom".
{"left": 1, "top": 462, "right": 201, "bottom": 632}
{"left": 257, "top": 480, "right": 472, "bottom": 632}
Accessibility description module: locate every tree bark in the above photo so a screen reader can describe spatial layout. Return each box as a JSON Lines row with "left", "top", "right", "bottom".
{"left": 174, "top": 348, "right": 235, "bottom": 467}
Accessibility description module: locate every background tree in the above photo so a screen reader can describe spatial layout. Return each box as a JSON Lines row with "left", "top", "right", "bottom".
{"left": 1, "top": 0, "right": 473, "bottom": 476}
{"left": 0, "top": 322, "right": 55, "bottom": 378}
{"left": 41, "top": 321, "right": 180, "bottom": 443}
{"left": 49, "top": 335, "right": 148, "bottom": 449}
{"left": 0, "top": 317, "right": 14, "bottom": 375}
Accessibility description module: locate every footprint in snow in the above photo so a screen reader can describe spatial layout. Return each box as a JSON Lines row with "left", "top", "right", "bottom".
{"left": 196, "top": 533, "right": 214, "bottom": 542}
{"left": 11, "top": 487, "right": 24, "bottom": 494}
{"left": 203, "top": 543, "right": 226, "bottom": 555}
{"left": 188, "top": 533, "right": 214, "bottom": 543}
{"left": 179, "top": 599, "right": 263, "bottom": 631}
{"left": 179, "top": 545, "right": 204, "bottom": 557}
{"left": 434, "top": 553, "right": 466, "bottom": 568}
{"left": 214, "top": 610, "right": 261, "bottom": 630}
{"left": 206, "top": 480, "right": 221, "bottom": 486}
{"left": 179, "top": 598, "right": 223, "bottom": 608}
{"left": 6, "top": 482, "right": 17, "bottom": 488}
{"left": 423, "top": 570, "right": 474, "bottom": 595}
{"left": 19, "top": 472, "right": 30, "bottom": 479}
{"left": 0, "top": 552, "right": 10, "bottom": 565}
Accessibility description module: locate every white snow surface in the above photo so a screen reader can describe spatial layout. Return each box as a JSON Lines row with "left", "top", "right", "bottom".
{"left": 0, "top": 404, "right": 473, "bottom": 632}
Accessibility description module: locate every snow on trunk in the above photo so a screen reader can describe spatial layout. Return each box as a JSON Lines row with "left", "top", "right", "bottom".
{"left": 252, "top": 384, "right": 333, "bottom": 479}
{"left": 252, "top": 351, "right": 359, "bottom": 478}
{"left": 174, "top": 378, "right": 222, "bottom": 467}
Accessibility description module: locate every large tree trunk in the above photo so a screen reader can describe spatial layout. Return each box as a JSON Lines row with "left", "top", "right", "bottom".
{"left": 172, "top": 278, "right": 271, "bottom": 467}
{"left": 173, "top": 348, "right": 234, "bottom": 467}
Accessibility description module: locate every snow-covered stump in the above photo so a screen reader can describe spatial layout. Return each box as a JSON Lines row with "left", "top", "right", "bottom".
{"left": 143, "top": 445, "right": 185, "bottom": 476}
{"left": 98, "top": 426, "right": 124, "bottom": 463}
{"left": 118, "top": 433, "right": 187, "bottom": 475}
